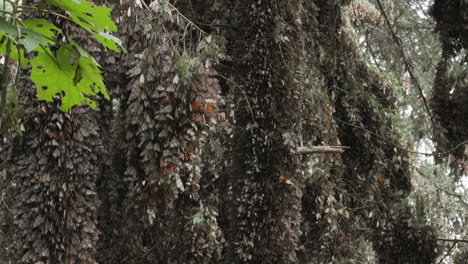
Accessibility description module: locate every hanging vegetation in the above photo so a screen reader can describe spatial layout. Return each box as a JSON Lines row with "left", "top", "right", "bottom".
{"left": 0, "top": 0, "right": 466, "bottom": 263}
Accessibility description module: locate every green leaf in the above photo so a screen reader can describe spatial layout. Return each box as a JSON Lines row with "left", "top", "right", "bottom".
{"left": 30, "top": 45, "right": 109, "bottom": 111}
{"left": 95, "top": 31, "right": 122, "bottom": 53}
{"left": 22, "top": 19, "right": 60, "bottom": 45}
{"left": 46, "top": 0, "right": 116, "bottom": 31}
{"left": 0, "top": 17, "right": 17, "bottom": 36}
{"left": 69, "top": 45, "right": 81, "bottom": 65}
{"left": 66, "top": 34, "right": 101, "bottom": 67}
{"left": 0, "top": 17, "right": 50, "bottom": 52}
{"left": 192, "top": 212, "right": 205, "bottom": 225}
{"left": 0, "top": 18, "right": 58, "bottom": 65}
{"left": 46, "top": 0, "right": 121, "bottom": 52}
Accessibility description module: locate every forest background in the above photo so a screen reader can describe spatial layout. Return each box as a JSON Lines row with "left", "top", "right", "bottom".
{"left": 0, "top": 0, "right": 467, "bottom": 263}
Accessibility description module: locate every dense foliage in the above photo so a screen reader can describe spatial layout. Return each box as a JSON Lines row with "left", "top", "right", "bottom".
{"left": 0, "top": 0, "right": 466, "bottom": 263}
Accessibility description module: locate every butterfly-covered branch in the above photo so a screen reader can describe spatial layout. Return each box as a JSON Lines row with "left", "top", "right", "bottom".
{"left": 0, "top": 0, "right": 122, "bottom": 117}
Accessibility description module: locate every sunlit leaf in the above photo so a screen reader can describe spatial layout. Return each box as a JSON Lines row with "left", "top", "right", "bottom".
{"left": 46, "top": 0, "right": 122, "bottom": 52}
{"left": 22, "top": 19, "right": 60, "bottom": 45}
{"left": 30, "top": 45, "right": 108, "bottom": 111}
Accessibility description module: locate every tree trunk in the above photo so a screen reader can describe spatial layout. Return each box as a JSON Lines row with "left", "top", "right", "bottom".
{"left": 224, "top": 0, "right": 304, "bottom": 262}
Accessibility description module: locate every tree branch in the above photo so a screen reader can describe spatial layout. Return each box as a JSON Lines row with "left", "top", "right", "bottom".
{"left": 437, "top": 240, "right": 458, "bottom": 264}
{"left": 437, "top": 238, "right": 468, "bottom": 243}
{"left": 297, "top": 146, "right": 350, "bottom": 154}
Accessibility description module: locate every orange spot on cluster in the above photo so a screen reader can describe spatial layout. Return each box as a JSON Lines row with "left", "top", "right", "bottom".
{"left": 191, "top": 101, "right": 215, "bottom": 114}
{"left": 158, "top": 160, "right": 178, "bottom": 176}
{"left": 204, "top": 104, "right": 214, "bottom": 113}
{"left": 49, "top": 131, "right": 69, "bottom": 140}
{"left": 161, "top": 96, "right": 172, "bottom": 104}
{"left": 164, "top": 164, "right": 177, "bottom": 175}
{"left": 191, "top": 101, "right": 203, "bottom": 111}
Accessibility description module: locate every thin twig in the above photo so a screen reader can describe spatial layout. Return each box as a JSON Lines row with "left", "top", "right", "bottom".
{"left": 17, "top": 6, "right": 72, "bottom": 21}
{"left": 215, "top": 73, "right": 256, "bottom": 122}
{"left": 437, "top": 241, "right": 458, "bottom": 264}
{"left": 1, "top": 192, "right": 13, "bottom": 213}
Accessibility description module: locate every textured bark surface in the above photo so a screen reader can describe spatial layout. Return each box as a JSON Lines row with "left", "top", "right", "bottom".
{"left": 223, "top": 0, "right": 305, "bottom": 263}
{"left": 9, "top": 77, "right": 102, "bottom": 263}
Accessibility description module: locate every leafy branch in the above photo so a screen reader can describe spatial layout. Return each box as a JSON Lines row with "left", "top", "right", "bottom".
{"left": 0, "top": 0, "right": 122, "bottom": 126}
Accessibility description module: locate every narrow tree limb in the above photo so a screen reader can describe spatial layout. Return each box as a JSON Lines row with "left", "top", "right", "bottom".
{"left": 437, "top": 241, "right": 458, "bottom": 264}
{"left": 437, "top": 238, "right": 468, "bottom": 243}
{"left": 297, "top": 146, "right": 350, "bottom": 154}
{"left": 436, "top": 239, "right": 468, "bottom": 264}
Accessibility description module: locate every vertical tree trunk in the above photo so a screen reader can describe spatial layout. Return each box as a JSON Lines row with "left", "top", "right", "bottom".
{"left": 225, "top": 1, "right": 304, "bottom": 262}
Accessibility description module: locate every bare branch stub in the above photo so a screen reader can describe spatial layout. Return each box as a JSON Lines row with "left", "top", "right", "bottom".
{"left": 297, "top": 146, "right": 349, "bottom": 154}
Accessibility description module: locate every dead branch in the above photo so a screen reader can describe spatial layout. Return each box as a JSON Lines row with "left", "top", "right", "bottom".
{"left": 297, "top": 146, "right": 349, "bottom": 154}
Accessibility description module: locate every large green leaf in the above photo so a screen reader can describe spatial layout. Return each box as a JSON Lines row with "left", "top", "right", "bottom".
{"left": 30, "top": 45, "right": 109, "bottom": 111}
{"left": 46, "top": 0, "right": 121, "bottom": 52}
{"left": 0, "top": 18, "right": 60, "bottom": 65}
{"left": 46, "top": 0, "right": 116, "bottom": 31}
{"left": 0, "top": 0, "right": 117, "bottom": 112}
{"left": 0, "top": 17, "right": 17, "bottom": 36}
{"left": 0, "top": 17, "right": 52, "bottom": 52}
{"left": 66, "top": 34, "right": 101, "bottom": 66}
{"left": 22, "top": 19, "right": 60, "bottom": 45}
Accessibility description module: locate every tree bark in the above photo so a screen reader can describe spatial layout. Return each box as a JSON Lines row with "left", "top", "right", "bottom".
{"left": 225, "top": 0, "right": 305, "bottom": 262}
